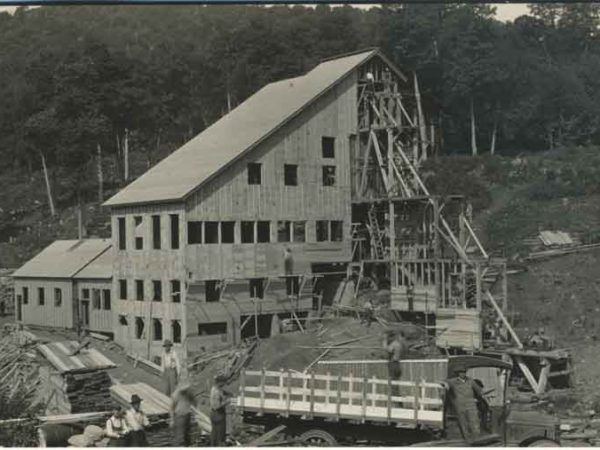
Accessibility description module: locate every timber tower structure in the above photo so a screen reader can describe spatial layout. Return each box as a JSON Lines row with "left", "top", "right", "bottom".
{"left": 349, "top": 53, "right": 518, "bottom": 352}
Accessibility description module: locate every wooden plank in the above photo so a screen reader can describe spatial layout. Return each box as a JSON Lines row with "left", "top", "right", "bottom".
{"left": 247, "top": 424, "right": 287, "bottom": 447}
{"left": 515, "top": 356, "right": 540, "bottom": 393}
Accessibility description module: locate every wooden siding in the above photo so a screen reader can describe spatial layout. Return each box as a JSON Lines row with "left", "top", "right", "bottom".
{"left": 110, "top": 204, "right": 187, "bottom": 359}
{"left": 435, "top": 308, "right": 481, "bottom": 350}
{"left": 75, "top": 279, "right": 113, "bottom": 334}
{"left": 184, "top": 73, "right": 357, "bottom": 280}
{"left": 14, "top": 278, "right": 74, "bottom": 329}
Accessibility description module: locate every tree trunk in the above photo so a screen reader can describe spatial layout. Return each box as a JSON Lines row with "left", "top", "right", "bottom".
{"left": 124, "top": 128, "right": 129, "bottom": 181}
{"left": 413, "top": 72, "right": 428, "bottom": 161}
{"left": 97, "top": 143, "right": 104, "bottom": 203}
{"left": 227, "top": 90, "right": 232, "bottom": 113}
{"left": 490, "top": 118, "right": 498, "bottom": 155}
{"left": 40, "top": 151, "right": 56, "bottom": 216}
{"left": 77, "top": 191, "right": 85, "bottom": 240}
{"left": 470, "top": 98, "right": 478, "bottom": 156}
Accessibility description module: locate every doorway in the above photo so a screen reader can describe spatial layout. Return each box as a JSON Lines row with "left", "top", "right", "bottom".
{"left": 80, "top": 300, "right": 90, "bottom": 327}
{"left": 16, "top": 295, "right": 22, "bottom": 321}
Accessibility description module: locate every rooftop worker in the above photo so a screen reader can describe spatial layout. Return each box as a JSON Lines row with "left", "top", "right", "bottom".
{"left": 105, "top": 406, "right": 129, "bottom": 447}
{"left": 125, "top": 394, "right": 150, "bottom": 446}
{"left": 210, "top": 373, "right": 232, "bottom": 446}
{"left": 443, "top": 367, "right": 488, "bottom": 443}
{"left": 170, "top": 381, "right": 197, "bottom": 447}
{"left": 161, "top": 339, "right": 180, "bottom": 396}
{"left": 384, "top": 330, "right": 407, "bottom": 402}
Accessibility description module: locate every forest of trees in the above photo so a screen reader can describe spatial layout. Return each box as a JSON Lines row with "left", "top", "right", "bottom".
{"left": 1, "top": 3, "right": 599, "bottom": 206}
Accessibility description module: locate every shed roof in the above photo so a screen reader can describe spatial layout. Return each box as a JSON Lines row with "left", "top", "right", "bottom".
{"left": 73, "top": 247, "right": 112, "bottom": 279}
{"left": 12, "top": 239, "right": 111, "bottom": 279}
{"left": 38, "top": 340, "right": 117, "bottom": 374}
{"left": 104, "top": 49, "right": 380, "bottom": 207}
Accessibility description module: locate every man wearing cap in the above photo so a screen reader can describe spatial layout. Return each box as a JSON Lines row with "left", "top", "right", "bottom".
{"left": 210, "top": 374, "right": 231, "bottom": 446}
{"left": 444, "top": 367, "right": 488, "bottom": 442}
{"left": 170, "top": 381, "right": 197, "bottom": 446}
{"left": 161, "top": 339, "right": 180, "bottom": 396}
{"left": 125, "top": 394, "right": 150, "bottom": 446}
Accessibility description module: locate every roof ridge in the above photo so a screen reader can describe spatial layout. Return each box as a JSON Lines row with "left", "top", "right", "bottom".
{"left": 319, "top": 47, "right": 379, "bottom": 63}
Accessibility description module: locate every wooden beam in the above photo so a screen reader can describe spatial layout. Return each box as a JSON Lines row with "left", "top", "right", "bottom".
{"left": 247, "top": 425, "right": 287, "bottom": 447}
{"left": 515, "top": 356, "right": 540, "bottom": 394}
{"left": 485, "top": 291, "right": 523, "bottom": 349}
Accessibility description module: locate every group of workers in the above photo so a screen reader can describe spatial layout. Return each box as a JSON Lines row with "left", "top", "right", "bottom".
{"left": 102, "top": 339, "right": 231, "bottom": 447}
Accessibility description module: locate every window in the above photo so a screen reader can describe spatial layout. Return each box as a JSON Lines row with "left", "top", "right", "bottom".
{"left": 82, "top": 288, "right": 90, "bottom": 299}
{"left": 135, "top": 317, "right": 145, "bottom": 339}
{"left": 171, "top": 280, "right": 181, "bottom": 303}
{"left": 153, "top": 319, "right": 163, "bottom": 341}
{"left": 54, "top": 288, "right": 62, "bottom": 307}
{"left": 103, "top": 289, "right": 111, "bottom": 310}
{"left": 316, "top": 220, "right": 329, "bottom": 242}
{"left": 221, "top": 222, "right": 235, "bottom": 244}
{"left": 257, "top": 221, "right": 270, "bottom": 243}
{"left": 153, "top": 280, "right": 162, "bottom": 302}
{"left": 241, "top": 221, "right": 255, "bottom": 243}
{"left": 205, "top": 281, "right": 221, "bottom": 302}
{"left": 293, "top": 221, "right": 306, "bottom": 243}
{"left": 119, "top": 280, "right": 127, "bottom": 300}
{"left": 205, "top": 222, "right": 218, "bottom": 244}
{"left": 135, "top": 280, "right": 144, "bottom": 301}
{"left": 188, "top": 221, "right": 202, "bottom": 244}
{"left": 119, "top": 315, "right": 128, "bottom": 326}
{"left": 22, "top": 287, "right": 28, "bottom": 305}
{"left": 284, "top": 164, "right": 298, "bottom": 186}
{"left": 92, "top": 289, "right": 101, "bottom": 309}
{"left": 322, "top": 136, "right": 335, "bottom": 158}
{"left": 134, "top": 216, "right": 143, "bottom": 249}
{"left": 248, "top": 163, "right": 262, "bottom": 185}
{"left": 38, "top": 287, "right": 45, "bottom": 306}
{"left": 118, "top": 217, "right": 126, "bottom": 250}
{"left": 278, "top": 221, "right": 291, "bottom": 242}
{"left": 170, "top": 214, "right": 180, "bottom": 249}
{"left": 331, "top": 221, "right": 344, "bottom": 242}
{"left": 172, "top": 320, "right": 182, "bottom": 343}
{"left": 323, "top": 166, "right": 336, "bottom": 186}
{"left": 198, "top": 322, "right": 227, "bottom": 336}
{"left": 152, "top": 215, "right": 161, "bottom": 249}
{"left": 249, "top": 279, "right": 264, "bottom": 299}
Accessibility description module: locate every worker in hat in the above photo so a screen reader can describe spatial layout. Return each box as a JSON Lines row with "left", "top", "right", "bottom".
{"left": 170, "top": 381, "right": 197, "bottom": 446}
{"left": 443, "top": 367, "right": 488, "bottom": 442}
{"left": 125, "top": 394, "right": 150, "bottom": 446}
{"left": 105, "top": 406, "right": 129, "bottom": 447}
{"left": 210, "top": 373, "right": 232, "bottom": 446}
{"left": 161, "top": 339, "right": 180, "bottom": 396}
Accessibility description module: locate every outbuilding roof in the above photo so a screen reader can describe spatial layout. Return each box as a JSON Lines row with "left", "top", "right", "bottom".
{"left": 104, "top": 49, "right": 382, "bottom": 207}
{"left": 12, "top": 239, "right": 111, "bottom": 279}
{"left": 38, "top": 340, "right": 117, "bottom": 374}
{"left": 73, "top": 246, "right": 112, "bottom": 279}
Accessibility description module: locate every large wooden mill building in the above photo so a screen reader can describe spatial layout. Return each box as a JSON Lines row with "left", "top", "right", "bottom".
{"left": 16, "top": 48, "right": 519, "bottom": 366}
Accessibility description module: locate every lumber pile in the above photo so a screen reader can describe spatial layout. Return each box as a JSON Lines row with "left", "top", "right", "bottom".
{"left": 42, "top": 369, "right": 114, "bottom": 414}
{"left": 0, "top": 268, "right": 14, "bottom": 316}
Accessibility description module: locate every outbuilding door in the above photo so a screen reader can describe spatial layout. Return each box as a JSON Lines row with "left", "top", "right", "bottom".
{"left": 16, "top": 295, "right": 22, "bottom": 321}
{"left": 80, "top": 300, "right": 90, "bottom": 327}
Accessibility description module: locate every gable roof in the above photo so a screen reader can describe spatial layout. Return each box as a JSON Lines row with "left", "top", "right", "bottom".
{"left": 73, "top": 246, "right": 112, "bottom": 279}
{"left": 104, "top": 49, "right": 381, "bottom": 207}
{"left": 12, "top": 239, "right": 111, "bottom": 279}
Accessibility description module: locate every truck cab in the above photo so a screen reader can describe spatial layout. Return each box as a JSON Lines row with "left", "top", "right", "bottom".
{"left": 440, "top": 356, "right": 560, "bottom": 447}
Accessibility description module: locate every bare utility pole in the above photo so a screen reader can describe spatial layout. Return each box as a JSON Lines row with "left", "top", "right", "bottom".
{"left": 40, "top": 151, "right": 56, "bottom": 216}
{"left": 470, "top": 98, "right": 478, "bottom": 156}
{"left": 97, "top": 144, "right": 104, "bottom": 203}
{"left": 124, "top": 128, "right": 129, "bottom": 181}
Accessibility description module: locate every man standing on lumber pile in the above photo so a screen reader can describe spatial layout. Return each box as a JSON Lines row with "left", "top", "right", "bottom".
{"left": 210, "top": 373, "right": 232, "bottom": 446}
{"left": 161, "top": 339, "right": 180, "bottom": 396}
{"left": 125, "top": 394, "right": 150, "bottom": 446}
{"left": 170, "top": 381, "right": 197, "bottom": 446}
{"left": 384, "top": 330, "right": 407, "bottom": 403}
{"left": 443, "top": 367, "right": 488, "bottom": 442}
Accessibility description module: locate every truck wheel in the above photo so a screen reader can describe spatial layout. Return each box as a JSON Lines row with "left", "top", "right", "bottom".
{"left": 298, "top": 429, "right": 337, "bottom": 446}
{"left": 526, "top": 438, "right": 560, "bottom": 447}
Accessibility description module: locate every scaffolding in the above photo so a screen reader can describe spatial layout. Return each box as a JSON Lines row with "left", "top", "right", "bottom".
{"left": 349, "top": 58, "right": 519, "bottom": 352}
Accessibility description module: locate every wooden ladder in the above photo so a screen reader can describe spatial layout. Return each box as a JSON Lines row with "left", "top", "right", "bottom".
{"left": 367, "top": 205, "right": 386, "bottom": 259}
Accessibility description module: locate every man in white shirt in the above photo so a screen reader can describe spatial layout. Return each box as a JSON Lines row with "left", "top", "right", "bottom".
{"left": 161, "top": 339, "right": 180, "bottom": 396}
{"left": 105, "top": 406, "right": 129, "bottom": 447}
{"left": 125, "top": 394, "right": 150, "bottom": 446}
